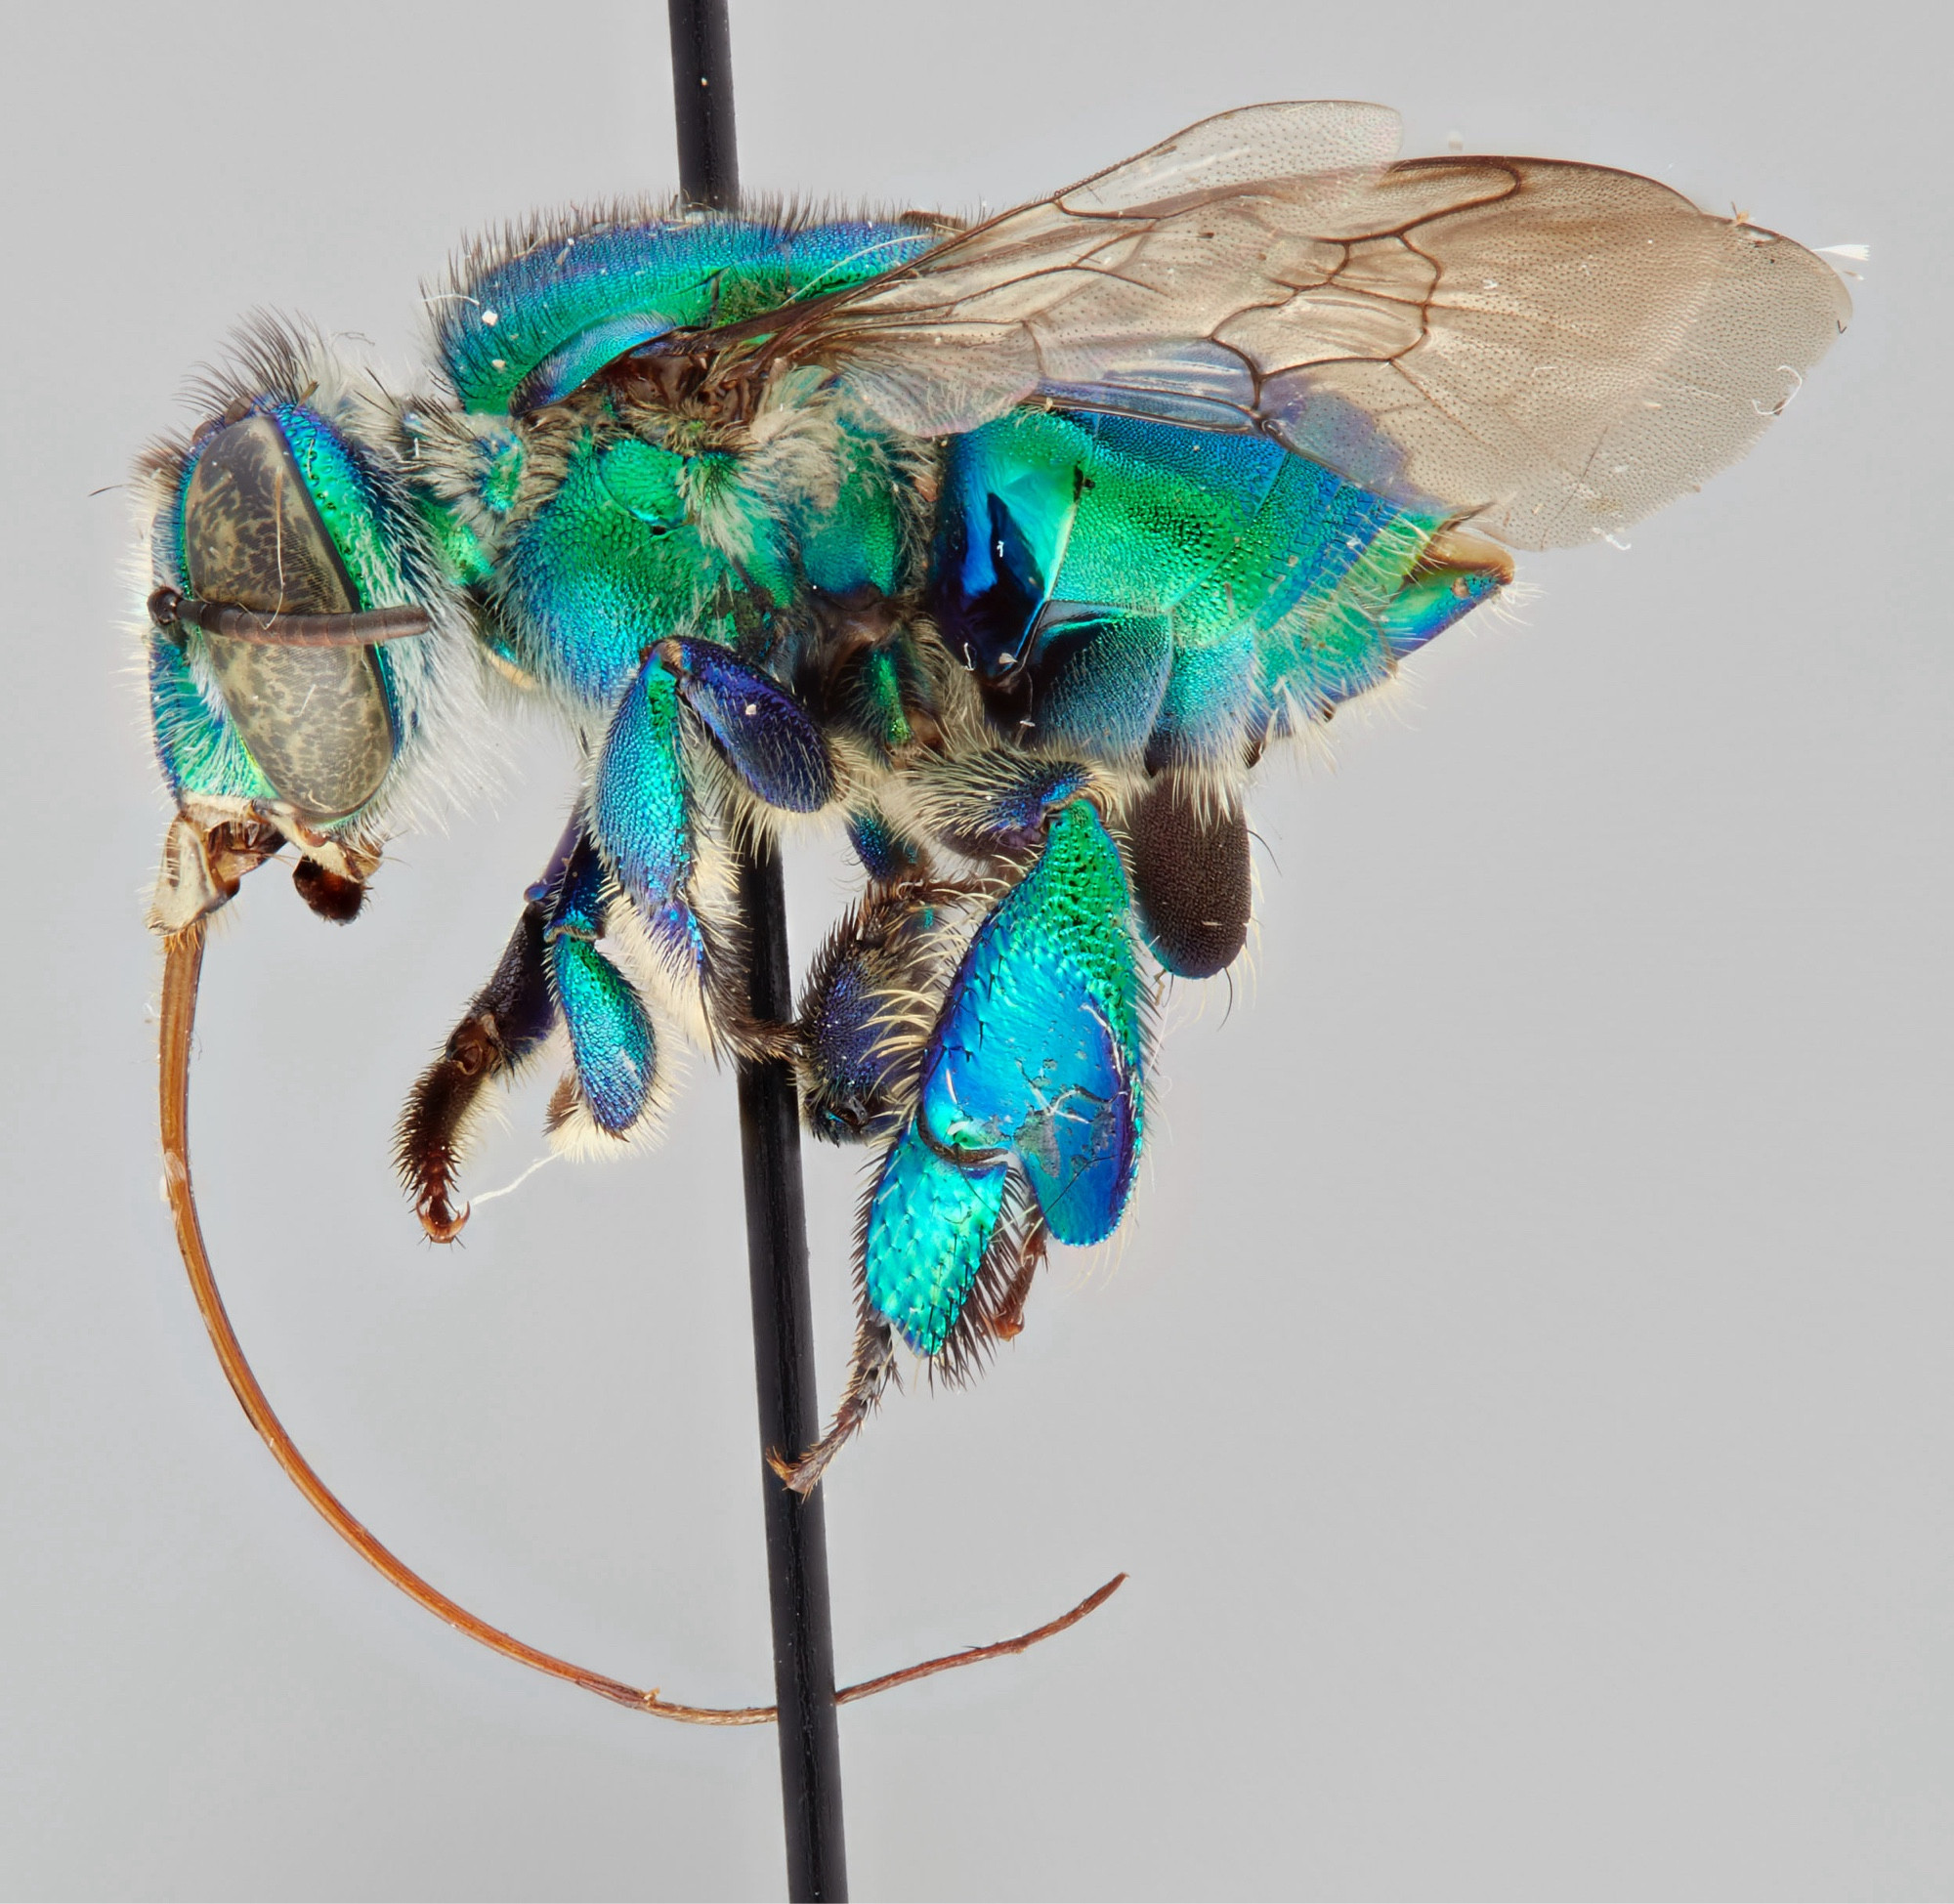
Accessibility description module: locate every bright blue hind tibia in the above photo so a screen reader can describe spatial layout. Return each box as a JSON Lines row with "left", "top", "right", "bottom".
{"left": 591, "top": 635, "right": 834, "bottom": 1019}
{"left": 777, "top": 779, "right": 1144, "bottom": 1491}
{"left": 542, "top": 829, "right": 663, "bottom": 1150}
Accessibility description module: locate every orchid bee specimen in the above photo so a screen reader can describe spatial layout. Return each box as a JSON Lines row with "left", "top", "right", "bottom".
{"left": 140, "top": 102, "right": 1848, "bottom": 1695}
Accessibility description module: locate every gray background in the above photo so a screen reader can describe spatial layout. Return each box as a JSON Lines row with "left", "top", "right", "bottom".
{"left": 5, "top": 1, "right": 1948, "bottom": 1895}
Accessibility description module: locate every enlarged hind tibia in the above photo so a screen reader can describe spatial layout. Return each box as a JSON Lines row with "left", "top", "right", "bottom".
{"left": 916, "top": 798, "right": 1143, "bottom": 1247}
{"left": 783, "top": 793, "right": 1147, "bottom": 1485}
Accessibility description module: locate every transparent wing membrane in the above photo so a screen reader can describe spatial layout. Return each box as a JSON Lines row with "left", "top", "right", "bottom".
{"left": 760, "top": 106, "right": 1848, "bottom": 548}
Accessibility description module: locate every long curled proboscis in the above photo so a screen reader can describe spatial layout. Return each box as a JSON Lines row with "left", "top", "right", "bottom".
{"left": 158, "top": 913, "right": 1122, "bottom": 1725}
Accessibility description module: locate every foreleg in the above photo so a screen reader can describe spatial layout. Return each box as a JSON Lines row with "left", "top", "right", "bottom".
{"left": 396, "top": 825, "right": 573, "bottom": 1239}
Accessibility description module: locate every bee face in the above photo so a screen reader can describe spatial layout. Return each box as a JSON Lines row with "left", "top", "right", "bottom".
{"left": 178, "top": 411, "right": 398, "bottom": 823}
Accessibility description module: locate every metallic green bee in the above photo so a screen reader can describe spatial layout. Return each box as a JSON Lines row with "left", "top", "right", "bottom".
{"left": 139, "top": 100, "right": 1848, "bottom": 1522}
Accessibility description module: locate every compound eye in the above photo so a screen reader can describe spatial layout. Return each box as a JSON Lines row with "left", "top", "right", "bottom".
{"left": 181, "top": 412, "right": 398, "bottom": 821}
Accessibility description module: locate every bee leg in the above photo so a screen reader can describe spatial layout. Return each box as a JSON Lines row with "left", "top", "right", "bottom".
{"left": 1375, "top": 529, "right": 1513, "bottom": 656}
{"left": 804, "top": 586, "right": 942, "bottom": 758}
{"left": 794, "top": 859, "right": 970, "bottom": 1146}
{"left": 845, "top": 808, "right": 927, "bottom": 883}
{"left": 779, "top": 1131, "right": 1056, "bottom": 1491}
{"left": 905, "top": 747, "right": 1105, "bottom": 860}
{"left": 979, "top": 1208, "right": 1048, "bottom": 1343}
{"left": 395, "top": 825, "right": 574, "bottom": 1240}
{"left": 777, "top": 1120, "right": 1013, "bottom": 1494}
{"left": 591, "top": 653, "right": 710, "bottom": 994}
{"left": 654, "top": 636, "right": 834, "bottom": 814}
{"left": 922, "top": 796, "right": 1144, "bottom": 1246}
{"left": 770, "top": 1312, "right": 899, "bottom": 1495}
{"left": 541, "top": 829, "right": 664, "bottom": 1152}
{"left": 786, "top": 791, "right": 1144, "bottom": 1482}
{"left": 592, "top": 641, "right": 837, "bottom": 1056}
{"left": 780, "top": 1171, "right": 1059, "bottom": 1494}
{"left": 849, "top": 633, "right": 935, "bottom": 757}
{"left": 864, "top": 1120, "right": 1012, "bottom": 1350}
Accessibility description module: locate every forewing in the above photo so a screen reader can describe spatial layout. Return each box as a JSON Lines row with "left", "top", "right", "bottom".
{"left": 767, "top": 102, "right": 1405, "bottom": 436}
{"left": 1246, "top": 160, "right": 1852, "bottom": 548}
{"left": 775, "top": 105, "right": 1849, "bottom": 549}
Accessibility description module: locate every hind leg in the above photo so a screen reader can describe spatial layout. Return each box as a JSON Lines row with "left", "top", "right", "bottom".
{"left": 771, "top": 1313, "right": 901, "bottom": 1494}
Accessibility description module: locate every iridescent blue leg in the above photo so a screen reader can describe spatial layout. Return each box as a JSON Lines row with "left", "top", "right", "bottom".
{"left": 915, "top": 797, "right": 1144, "bottom": 1246}
{"left": 655, "top": 636, "right": 834, "bottom": 813}
{"left": 783, "top": 790, "right": 1146, "bottom": 1489}
{"left": 775, "top": 1138, "right": 1036, "bottom": 1495}
{"left": 591, "top": 654, "right": 702, "bottom": 983}
{"left": 591, "top": 640, "right": 833, "bottom": 1008}
{"left": 866, "top": 1121, "right": 1012, "bottom": 1352}
{"left": 543, "top": 829, "right": 661, "bottom": 1143}
{"left": 846, "top": 808, "right": 925, "bottom": 883}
